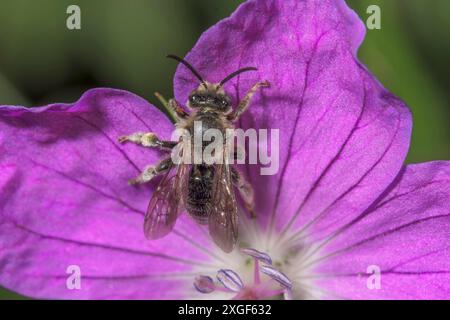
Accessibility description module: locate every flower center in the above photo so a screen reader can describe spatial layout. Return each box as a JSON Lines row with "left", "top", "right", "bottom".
{"left": 194, "top": 248, "right": 293, "bottom": 300}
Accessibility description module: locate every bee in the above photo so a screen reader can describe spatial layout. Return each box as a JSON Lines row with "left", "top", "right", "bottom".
{"left": 118, "top": 55, "right": 269, "bottom": 252}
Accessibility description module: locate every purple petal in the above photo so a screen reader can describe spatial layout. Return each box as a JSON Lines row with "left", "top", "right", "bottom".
{"left": 217, "top": 269, "right": 244, "bottom": 292}
{"left": 0, "top": 88, "right": 217, "bottom": 299}
{"left": 313, "top": 161, "right": 450, "bottom": 299}
{"left": 173, "top": 0, "right": 412, "bottom": 240}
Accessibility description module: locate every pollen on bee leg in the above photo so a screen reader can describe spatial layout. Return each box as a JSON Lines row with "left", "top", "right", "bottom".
{"left": 128, "top": 165, "right": 156, "bottom": 185}
{"left": 118, "top": 132, "right": 158, "bottom": 147}
{"left": 128, "top": 158, "right": 173, "bottom": 185}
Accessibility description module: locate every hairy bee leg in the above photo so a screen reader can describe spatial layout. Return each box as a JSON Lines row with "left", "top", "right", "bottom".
{"left": 228, "top": 80, "right": 270, "bottom": 122}
{"left": 154, "top": 92, "right": 189, "bottom": 121}
{"left": 168, "top": 99, "right": 189, "bottom": 119}
{"left": 129, "top": 157, "right": 173, "bottom": 185}
{"left": 231, "top": 167, "right": 255, "bottom": 218}
{"left": 118, "top": 132, "right": 177, "bottom": 150}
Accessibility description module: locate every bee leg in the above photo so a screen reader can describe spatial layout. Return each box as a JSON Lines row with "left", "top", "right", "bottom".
{"left": 129, "top": 157, "right": 172, "bottom": 185}
{"left": 168, "top": 99, "right": 189, "bottom": 120}
{"left": 231, "top": 167, "right": 255, "bottom": 218}
{"left": 154, "top": 92, "right": 189, "bottom": 121}
{"left": 228, "top": 80, "right": 270, "bottom": 122}
{"left": 118, "top": 132, "right": 177, "bottom": 151}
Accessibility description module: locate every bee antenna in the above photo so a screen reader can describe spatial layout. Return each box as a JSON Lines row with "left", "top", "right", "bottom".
{"left": 219, "top": 67, "right": 258, "bottom": 87}
{"left": 167, "top": 54, "right": 207, "bottom": 89}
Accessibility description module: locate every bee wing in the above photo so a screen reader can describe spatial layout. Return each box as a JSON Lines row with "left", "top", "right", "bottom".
{"left": 208, "top": 161, "right": 238, "bottom": 253}
{"left": 144, "top": 163, "right": 189, "bottom": 239}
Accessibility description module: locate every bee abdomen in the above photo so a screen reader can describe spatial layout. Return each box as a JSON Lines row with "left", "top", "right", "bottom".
{"left": 186, "top": 165, "right": 214, "bottom": 225}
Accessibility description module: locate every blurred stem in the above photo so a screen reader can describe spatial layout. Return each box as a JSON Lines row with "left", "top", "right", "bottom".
{"left": 154, "top": 92, "right": 177, "bottom": 124}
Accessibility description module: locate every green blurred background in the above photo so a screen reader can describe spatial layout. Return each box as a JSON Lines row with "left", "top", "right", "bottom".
{"left": 0, "top": 0, "right": 448, "bottom": 299}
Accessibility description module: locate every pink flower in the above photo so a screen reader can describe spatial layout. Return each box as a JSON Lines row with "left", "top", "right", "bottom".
{"left": 0, "top": 0, "right": 448, "bottom": 299}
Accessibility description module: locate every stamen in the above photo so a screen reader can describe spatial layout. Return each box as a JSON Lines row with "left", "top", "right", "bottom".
{"left": 241, "top": 248, "right": 273, "bottom": 265}
{"left": 259, "top": 265, "right": 293, "bottom": 290}
{"left": 254, "top": 259, "right": 261, "bottom": 284}
{"left": 217, "top": 269, "right": 244, "bottom": 292}
{"left": 194, "top": 275, "right": 215, "bottom": 294}
{"left": 241, "top": 248, "right": 273, "bottom": 285}
{"left": 193, "top": 250, "right": 294, "bottom": 299}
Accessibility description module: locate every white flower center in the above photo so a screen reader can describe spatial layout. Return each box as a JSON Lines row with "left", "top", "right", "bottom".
{"left": 191, "top": 220, "right": 323, "bottom": 300}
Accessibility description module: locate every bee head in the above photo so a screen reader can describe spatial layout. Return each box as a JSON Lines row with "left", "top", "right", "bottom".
{"left": 188, "top": 83, "right": 232, "bottom": 112}
{"left": 167, "top": 54, "right": 257, "bottom": 113}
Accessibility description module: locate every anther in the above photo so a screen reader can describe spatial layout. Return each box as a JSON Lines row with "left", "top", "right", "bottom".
{"left": 216, "top": 269, "right": 244, "bottom": 292}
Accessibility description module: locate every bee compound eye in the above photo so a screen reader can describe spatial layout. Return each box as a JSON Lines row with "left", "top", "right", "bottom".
{"left": 219, "top": 98, "right": 230, "bottom": 109}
